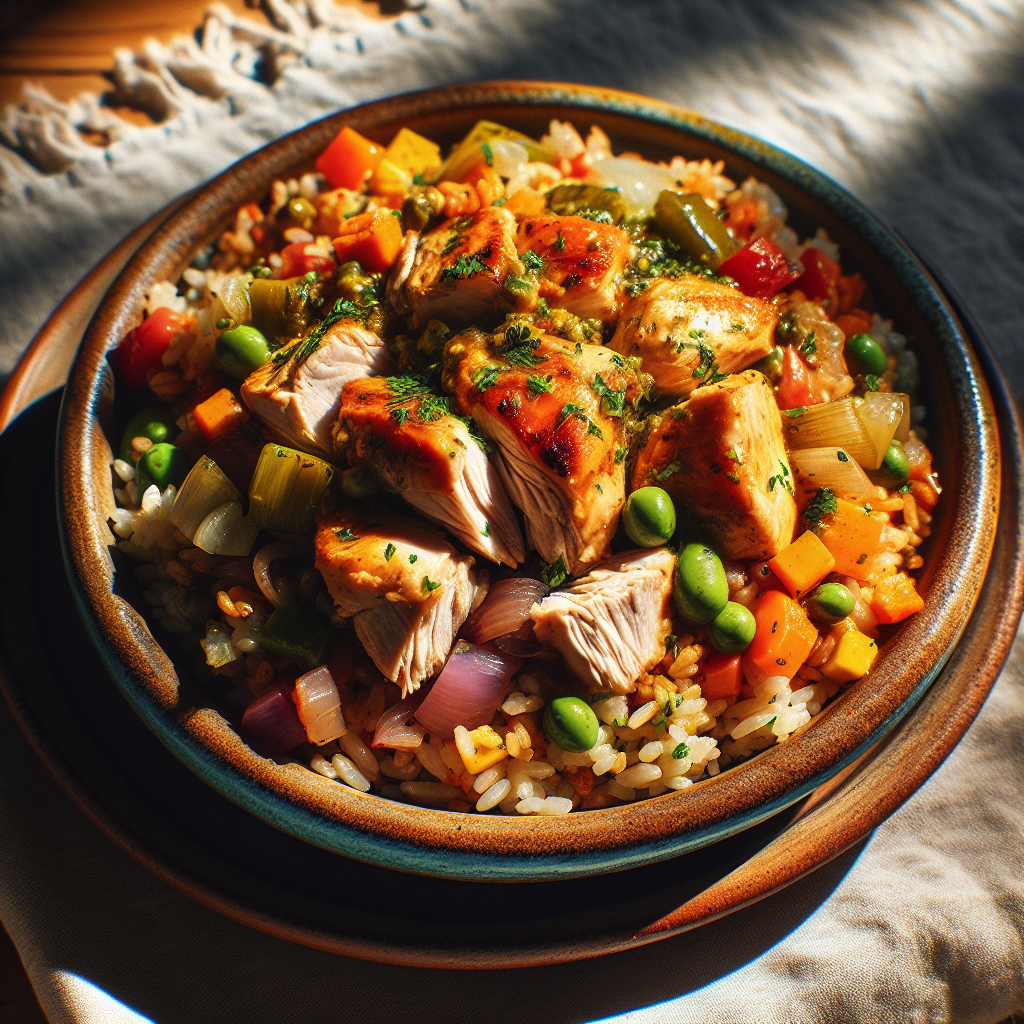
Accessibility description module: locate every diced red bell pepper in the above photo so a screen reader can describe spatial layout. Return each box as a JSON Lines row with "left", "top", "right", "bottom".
{"left": 110, "top": 307, "right": 191, "bottom": 390}
{"left": 278, "top": 242, "right": 337, "bottom": 279}
{"left": 791, "top": 246, "right": 841, "bottom": 303}
{"left": 315, "top": 126, "right": 385, "bottom": 191}
{"left": 718, "top": 237, "right": 800, "bottom": 298}
{"left": 776, "top": 345, "right": 818, "bottom": 410}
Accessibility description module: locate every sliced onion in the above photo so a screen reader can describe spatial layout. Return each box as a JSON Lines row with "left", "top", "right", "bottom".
{"left": 170, "top": 456, "right": 241, "bottom": 541}
{"left": 372, "top": 692, "right": 426, "bottom": 750}
{"left": 856, "top": 392, "right": 910, "bottom": 467}
{"left": 488, "top": 138, "right": 529, "bottom": 179}
{"left": 587, "top": 157, "right": 678, "bottom": 217}
{"left": 253, "top": 541, "right": 295, "bottom": 609}
{"left": 790, "top": 447, "right": 876, "bottom": 499}
{"left": 462, "top": 577, "right": 549, "bottom": 645}
{"left": 294, "top": 665, "right": 347, "bottom": 745}
{"left": 216, "top": 272, "right": 251, "bottom": 324}
{"left": 240, "top": 683, "right": 306, "bottom": 753}
{"left": 782, "top": 399, "right": 876, "bottom": 467}
{"left": 194, "top": 501, "right": 259, "bottom": 557}
{"left": 415, "top": 641, "right": 523, "bottom": 739}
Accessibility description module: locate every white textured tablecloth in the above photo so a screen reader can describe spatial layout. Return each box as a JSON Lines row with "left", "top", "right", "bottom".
{"left": 1, "top": 1, "right": 1022, "bottom": 1021}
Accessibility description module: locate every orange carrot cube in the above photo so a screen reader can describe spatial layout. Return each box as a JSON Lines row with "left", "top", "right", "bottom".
{"left": 769, "top": 530, "right": 837, "bottom": 598}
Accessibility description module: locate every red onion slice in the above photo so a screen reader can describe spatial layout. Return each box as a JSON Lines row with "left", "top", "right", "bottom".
{"left": 372, "top": 692, "right": 426, "bottom": 750}
{"left": 414, "top": 641, "right": 523, "bottom": 739}
{"left": 461, "top": 577, "right": 549, "bottom": 645}
{"left": 240, "top": 683, "right": 307, "bottom": 753}
{"left": 294, "top": 665, "right": 347, "bottom": 745}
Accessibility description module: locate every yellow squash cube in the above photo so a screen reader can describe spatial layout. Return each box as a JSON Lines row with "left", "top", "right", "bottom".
{"left": 820, "top": 628, "right": 878, "bottom": 683}
{"left": 384, "top": 127, "right": 441, "bottom": 178}
{"left": 769, "top": 530, "right": 836, "bottom": 598}
{"left": 458, "top": 725, "right": 509, "bottom": 774}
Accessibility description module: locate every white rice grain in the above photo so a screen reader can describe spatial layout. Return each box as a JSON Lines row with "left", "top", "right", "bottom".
{"left": 615, "top": 762, "right": 663, "bottom": 788}
{"left": 310, "top": 753, "right": 337, "bottom": 779}
{"left": 331, "top": 754, "right": 371, "bottom": 792}
{"left": 627, "top": 701, "right": 660, "bottom": 730}
{"left": 476, "top": 779, "right": 511, "bottom": 812}
{"left": 473, "top": 763, "right": 506, "bottom": 793}
{"left": 536, "top": 796, "right": 574, "bottom": 816}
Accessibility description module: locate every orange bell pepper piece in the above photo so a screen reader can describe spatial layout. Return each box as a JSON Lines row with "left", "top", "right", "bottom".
{"left": 332, "top": 208, "right": 404, "bottom": 273}
{"left": 872, "top": 571, "right": 925, "bottom": 624}
{"left": 315, "top": 126, "right": 385, "bottom": 191}
{"left": 743, "top": 590, "right": 819, "bottom": 684}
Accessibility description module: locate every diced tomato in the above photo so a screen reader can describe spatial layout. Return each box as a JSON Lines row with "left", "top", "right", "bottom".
{"left": 791, "top": 246, "right": 841, "bottom": 304}
{"left": 278, "top": 242, "right": 337, "bottom": 279}
{"left": 701, "top": 652, "right": 744, "bottom": 701}
{"left": 315, "top": 126, "right": 385, "bottom": 191}
{"left": 718, "top": 237, "right": 800, "bottom": 298}
{"left": 110, "top": 307, "right": 192, "bottom": 390}
{"left": 776, "top": 345, "right": 818, "bottom": 410}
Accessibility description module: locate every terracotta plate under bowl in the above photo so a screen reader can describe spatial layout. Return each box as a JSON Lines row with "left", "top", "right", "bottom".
{"left": 58, "top": 81, "right": 1000, "bottom": 882}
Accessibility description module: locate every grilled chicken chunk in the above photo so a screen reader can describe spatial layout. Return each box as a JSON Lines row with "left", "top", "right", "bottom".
{"left": 530, "top": 548, "right": 675, "bottom": 695}
{"left": 632, "top": 370, "right": 797, "bottom": 560}
{"left": 331, "top": 376, "right": 525, "bottom": 566}
{"left": 402, "top": 207, "right": 522, "bottom": 328}
{"left": 241, "top": 318, "right": 392, "bottom": 458}
{"left": 516, "top": 214, "right": 630, "bottom": 322}
{"left": 609, "top": 276, "right": 777, "bottom": 400}
{"left": 443, "top": 323, "right": 633, "bottom": 575}
{"left": 315, "top": 510, "right": 484, "bottom": 696}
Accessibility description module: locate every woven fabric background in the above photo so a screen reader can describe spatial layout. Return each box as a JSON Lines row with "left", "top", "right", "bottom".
{"left": 0, "top": 1, "right": 1021, "bottom": 1021}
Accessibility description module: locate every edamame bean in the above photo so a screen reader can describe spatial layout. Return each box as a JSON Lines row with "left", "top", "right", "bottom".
{"left": 806, "top": 582, "right": 855, "bottom": 624}
{"left": 623, "top": 486, "right": 677, "bottom": 548}
{"left": 543, "top": 696, "right": 599, "bottom": 753}
{"left": 216, "top": 325, "right": 271, "bottom": 379}
{"left": 135, "top": 443, "right": 192, "bottom": 495}
{"left": 673, "top": 543, "right": 729, "bottom": 624}
{"left": 708, "top": 601, "right": 756, "bottom": 654}
{"left": 874, "top": 439, "right": 910, "bottom": 488}
{"left": 845, "top": 333, "right": 887, "bottom": 377}
{"left": 118, "top": 406, "right": 177, "bottom": 461}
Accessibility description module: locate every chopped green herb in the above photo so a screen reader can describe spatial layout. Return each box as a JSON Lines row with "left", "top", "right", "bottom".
{"left": 215, "top": 317, "right": 231, "bottom": 330}
{"left": 481, "top": 141, "right": 493, "bottom": 167}
{"left": 800, "top": 330, "right": 817, "bottom": 357}
{"left": 527, "top": 374, "right": 555, "bottom": 396}
{"left": 390, "top": 407, "right": 408, "bottom": 426}
{"left": 614, "top": 445, "right": 627, "bottom": 464}
{"left": 554, "top": 230, "right": 566, "bottom": 252}
{"left": 656, "top": 461, "right": 681, "bottom": 482}
{"left": 440, "top": 232, "right": 461, "bottom": 257}
{"left": 334, "top": 527, "right": 359, "bottom": 542}
{"left": 422, "top": 575, "right": 441, "bottom": 594}
{"left": 666, "top": 634, "right": 679, "bottom": 660}
{"left": 726, "top": 472, "right": 740, "bottom": 484}
{"left": 864, "top": 374, "right": 881, "bottom": 391}
{"left": 384, "top": 543, "right": 396, "bottom": 562}
{"left": 521, "top": 249, "right": 545, "bottom": 273}
{"left": 408, "top": 553, "right": 418, "bottom": 564}
{"left": 574, "top": 341, "right": 583, "bottom": 357}
{"left": 672, "top": 742, "right": 691, "bottom": 760}
{"left": 837, "top": 450, "right": 850, "bottom": 462}
{"left": 482, "top": 522, "right": 489, "bottom": 537}
{"left": 439, "top": 251, "right": 491, "bottom": 283}
{"left": 591, "top": 372, "right": 625, "bottom": 417}
{"left": 555, "top": 402, "right": 603, "bottom": 438}
{"left": 595, "top": 483, "right": 603, "bottom": 493}
{"left": 898, "top": 482, "right": 912, "bottom": 494}
{"left": 785, "top": 407, "right": 807, "bottom": 418}
{"left": 804, "top": 486, "right": 838, "bottom": 527}
{"left": 541, "top": 554, "right": 569, "bottom": 588}
{"left": 729, "top": 322, "right": 745, "bottom": 333}
{"left": 503, "top": 274, "right": 534, "bottom": 297}
{"left": 473, "top": 366, "right": 502, "bottom": 392}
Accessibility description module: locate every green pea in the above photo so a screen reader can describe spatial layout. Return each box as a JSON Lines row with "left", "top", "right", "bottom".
{"left": 543, "top": 696, "right": 599, "bottom": 753}
{"left": 673, "top": 543, "right": 729, "bottom": 624}
{"left": 119, "top": 406, "right": 177, "bottom": 461}
{"left": 285, "top": 197, "right": 316, "bottom": 225}
{"left": 135, "top": 443, "right": 192, "bottom": 495}
{"left": 708, "top": 601, "right": 756, "bottom": 654}
{"left": 845, "top": 333, "right": 887, "bottom": 377}
{"left": 623, "top": 486, "right": 677, "bottom": 548}
{"left": 873, "top": 439, "right": 910, "bottom": 488}
{"left": 806, "top": 582, "right": 855, "bottom": 624}
{"left": 216, "top": 325, "right": 271, "bottom": 380}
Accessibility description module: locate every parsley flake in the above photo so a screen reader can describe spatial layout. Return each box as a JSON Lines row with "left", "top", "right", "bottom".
{"left": 592, "top": 372, "right": 625, "bottom": 417}
{"left": 408, "top": 554, "right": 418, "bottom": 564}
{"left": 803, "top": 486, "right": 838, "bottom": 528}
{"left": 656, "top": 462, "right": 681, "bottom": 482}
{"left": 554, "top": 230, "right": 565, "bottom": 252}
{"left": 384, "top": 543, "right": 396, "bottom": 561}
{"left": 527, "top": 375, "right": 555, "bottom": 396}
{"left": 541, "top": 555, "right": 569, "bottom": 588}
{"left": 521, "top": 250, "right": 545, "bottom": 273}
{"left": 334, "top": 527, "right": 359, "bottom": 542}
{"left": 672, "top": 742, "right": 691, "bottom": 760}
{"left": 422, "top": 575, "right": 441, "bottom": 594}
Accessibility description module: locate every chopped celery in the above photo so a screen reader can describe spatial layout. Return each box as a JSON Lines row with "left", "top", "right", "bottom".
{"left": 170, "top": 457, "right": 242, "bottom": 541}
{"left": 438, "top": 120, "right": 554, "bottom": 183}
{"left": 247, "top": 444, "right": 335, "bottom": 535}
{"left": 652, "top": 191, "right": 739, "bottom": 270}
{"left": 258, "top": 608, "right": 333, "bottom": 670}
{"left": 249, "top": 275, "right": 323, "bottom": 344}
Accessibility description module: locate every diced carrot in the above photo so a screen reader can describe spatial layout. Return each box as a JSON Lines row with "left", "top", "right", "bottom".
{"left": 332, "top": 208, "right": 404, "bottom": 273}
{"left": 461, "top": 160, "right": 504, "bottom": 205}
{"left": 816, "top": 498, "right": 888, "bottom": 580}
{"left": 835, "top": 308, "right": 873, "bottom": 339}
{"left": 873, "top": 571, "right": 925, "bottom": 624}
{"left": 743, "top": 590, "right": 819, "bottom": 684}
{"left": 192, "top": 388, "right": 248, "bottom": 443}
{"left": 383, "top": 127, "right": 441, "bottom": 178}
{"left": 701, "top": 652, "right": 744, "bottom": 701}
{"left": 503, "top": 187, "right": 548, "bottom": 218}
{"left": 769, "top": 530, "right": 837, "bottom": 598}
{"left": 315, "top": 126, "right": 385, "bottom": 191}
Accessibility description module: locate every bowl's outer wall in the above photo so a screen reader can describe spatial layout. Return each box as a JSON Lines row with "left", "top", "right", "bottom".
{"left": 58, "top": 82, "right": 999, "bottom": 881}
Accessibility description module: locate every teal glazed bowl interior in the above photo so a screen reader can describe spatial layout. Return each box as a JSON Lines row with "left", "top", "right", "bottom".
{"left": 57, "top": 81, "right": 999, "bottom": 882}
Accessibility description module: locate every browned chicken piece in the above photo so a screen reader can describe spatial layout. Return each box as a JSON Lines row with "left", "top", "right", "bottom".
{"left": 608, "top": 276, "right": 777, "bottom": 400}
{"left": 315, "top": 509, "right": 484, "bottom": 696}
{"left": 401, "top": 207, "right": 523, "bottom": 328}
{"left": 530, "top": 548, "right": 675, "bottom": 695}
{"left": 443, "top": 323, "right": 633, "bottom": 576}
{"left": 632, "top": 370, "right": 797, "bottom": 560}
{"left": 516, "top": 214, "right": 631, "bottom": 322}
{"left": 241, "top": 317, "right": 392, "bottom": 458}
{"left": 331, "top": 376, "right": 525, "bottom": 567}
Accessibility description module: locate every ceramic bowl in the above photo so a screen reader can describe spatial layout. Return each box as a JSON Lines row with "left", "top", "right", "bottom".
{"left": 58, "top": 81, "right": 999, "bottom": 882}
